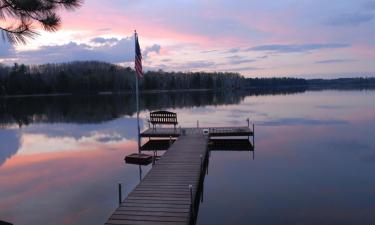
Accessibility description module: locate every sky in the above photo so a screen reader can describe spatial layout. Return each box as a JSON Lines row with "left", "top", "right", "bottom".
{"left": 1, "top": 0, "right": 375, "bottom": 78}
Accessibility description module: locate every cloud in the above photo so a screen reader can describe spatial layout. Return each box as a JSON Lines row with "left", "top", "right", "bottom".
{"left": 200, "top": 49, "right": 219, "bottom": 54}
{"left": 226, "top": 55, "right": 256, "bottom": 65}
{"left": 227, "top": 66, "right": 261, "bottom": 72}
{"left": 315, "top": 59, "right": 357, "bottom": 64}
{"left": 13, "top": 37, "right": 135, "bottom": 64}
{"left": 2, "top": 36, "right": 161, "bottom": 64}
{"left": 230, "top": 59, "right": 256, "bottom": 65}
{"left": 143, "top": 44, "right": 161, "bottom": 58}
{"left": 225, "top": 48, "right": 241, "bottom": 54}
{"left": 247, "top": 43, "right": 350, "bottom": 53}
{"left": 326, "top": 13, "right": 374, "bottom": 26}
{"left": 90, "top": 37, "right": 118, "bottom": 44}
{"left": 178, "top": 61, "right": 216, "bottom": 70}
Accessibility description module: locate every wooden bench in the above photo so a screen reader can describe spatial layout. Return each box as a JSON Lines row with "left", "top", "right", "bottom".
{"left": 149, "top": 110, "right": 178, "bottom": 130}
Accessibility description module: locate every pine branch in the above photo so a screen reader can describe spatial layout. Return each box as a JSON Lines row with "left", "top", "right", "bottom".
{"left": 1, "top": 23, "right": 38, "bottom": 44}
{"left": 0, "top": 0, "right": 83, "bottom": 45}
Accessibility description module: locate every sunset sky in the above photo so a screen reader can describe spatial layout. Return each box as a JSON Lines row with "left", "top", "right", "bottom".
{"left": 1, "top": 0, "right": 375, "bottom": 78}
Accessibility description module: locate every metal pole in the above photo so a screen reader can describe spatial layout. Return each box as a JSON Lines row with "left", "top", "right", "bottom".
{"left": 118, "top": 182, "right": 122, "bottom": 206}
{"left": 247, "top": 118, "right": 250, "bottom": 127}
{"left": 135, "top": 31, "right": 141, "bottom": 154}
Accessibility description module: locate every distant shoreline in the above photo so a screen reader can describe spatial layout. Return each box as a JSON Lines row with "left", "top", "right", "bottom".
{"left": 1, "top": 83, "right": 375, "bottom": 99}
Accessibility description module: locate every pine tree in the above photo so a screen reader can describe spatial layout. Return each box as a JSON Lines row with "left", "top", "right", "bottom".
{"left": 0, "top": 0, "right": 82, "bottom": 44}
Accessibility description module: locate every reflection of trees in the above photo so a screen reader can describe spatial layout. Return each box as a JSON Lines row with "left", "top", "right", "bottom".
{"left": 0, "top": 95, "right": 132, "bottom": 127}
{"left": 0, "top": 89, "right": 307, "bottom": 127}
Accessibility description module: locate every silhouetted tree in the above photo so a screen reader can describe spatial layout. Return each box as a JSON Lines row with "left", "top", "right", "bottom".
{"left": 0, "top": 0, "right": 82, "bottom": 44}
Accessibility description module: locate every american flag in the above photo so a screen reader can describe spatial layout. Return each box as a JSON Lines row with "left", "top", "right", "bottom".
{"left": 135, "top": 33, "right": 143, "bottom": 77}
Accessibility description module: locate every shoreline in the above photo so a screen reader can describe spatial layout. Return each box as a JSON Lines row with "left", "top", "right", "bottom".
{"left": 1, "top": 83, "right": 375, "bottom": 99}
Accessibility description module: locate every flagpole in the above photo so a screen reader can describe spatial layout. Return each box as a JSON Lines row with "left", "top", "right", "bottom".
{"left": 135, "top": 30, "right": 141, "bottom": 154}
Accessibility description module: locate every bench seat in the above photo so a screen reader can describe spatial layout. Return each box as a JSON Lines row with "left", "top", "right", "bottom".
{"left": 149, "top": 110, "right": 178, "bottom": 130}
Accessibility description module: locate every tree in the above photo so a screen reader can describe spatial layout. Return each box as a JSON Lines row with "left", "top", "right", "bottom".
{"left": 0, "top": 0, "right": 82, "bottom": 44}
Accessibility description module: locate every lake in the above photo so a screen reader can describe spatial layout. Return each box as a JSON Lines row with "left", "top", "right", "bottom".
{"left": 1, "top": 89, "right": 375, "bottom": 225}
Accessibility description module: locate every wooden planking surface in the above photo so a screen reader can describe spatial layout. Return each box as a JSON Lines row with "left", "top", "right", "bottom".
{"left": 105, "top": 132, "right": 208, "bottom": 225}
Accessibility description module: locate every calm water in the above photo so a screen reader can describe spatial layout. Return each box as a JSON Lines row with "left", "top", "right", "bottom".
{"left": 1, "top": 89, "right": 375, "bottom": 225}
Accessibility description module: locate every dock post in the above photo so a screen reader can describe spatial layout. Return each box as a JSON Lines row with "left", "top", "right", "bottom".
{"left": 253, "top": 123, "right": 255, "bottom": 148}
{"left": 153, "top": 150, "right": 156, "bottom": 165}
{"left": 189, "top": 184, "right": 194, "bottom": 218}
{"left": 247, "top": 118, "right": 250, "bottom": 127}
{"left": 118, "top": 182, "right": 122, "bottom": 206}
{"left": 169, "top": 135, "right": 172, "bottom": 145}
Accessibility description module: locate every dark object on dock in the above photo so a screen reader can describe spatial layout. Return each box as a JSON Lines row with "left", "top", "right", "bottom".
{"left": 209, "top": 139, "right": 254, "bottom": 151}
{"left": 124, "top": 153, "right": 152, "bottom": 165}
{"left": 0, "top": 221, "right": 13, "bottom": 225}
{"left": 149, "top": 110, "right": 178, "bottom": 130}
{"left": 141, "top": 139, "right": 175, "bottom": 151}
{"left": 209, "top": 127, "right": 253, "bottom": 137}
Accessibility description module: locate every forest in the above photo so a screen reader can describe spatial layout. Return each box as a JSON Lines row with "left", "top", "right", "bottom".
{"left": 0, "top": 61, "right": 374, "bottom": 96}
{"left": 0, "top": 61, "right": 243, "bottom": 95}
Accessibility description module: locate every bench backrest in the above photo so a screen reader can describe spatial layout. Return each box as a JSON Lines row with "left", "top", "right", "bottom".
{"left": 150, "top": 111, "right": 178, "bottom": 124}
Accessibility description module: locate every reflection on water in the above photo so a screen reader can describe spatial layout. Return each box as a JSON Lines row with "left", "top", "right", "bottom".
{"left": 0, "top": 91, "right": 244, "bottom": 127}
{"left": 196, "top": 90, "right": 375, "bottom": 225}
{"left": 1, "top": 89, "right": 375, "bottom": 225}
{"left": 0, "top": 88, "right": 308, "bottom": 127}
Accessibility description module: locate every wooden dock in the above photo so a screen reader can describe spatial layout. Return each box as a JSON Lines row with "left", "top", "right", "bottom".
{"left": 105, "top": 132, "right": 208, "bottom": 225}
{"left": 105, "top": 126, "right": 253, "bottom": 225}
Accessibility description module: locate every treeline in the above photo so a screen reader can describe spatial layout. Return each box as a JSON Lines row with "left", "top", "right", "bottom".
{"left": 244, "top": 77, "right": 375, "bottom": 88}
{"left": 1, "top": 61, "right": 375, "bottom": 96}
{"left": 308, "top": 78, "right": 375, "bottom": 87}
{"left": 0, "top": 61, "right": 243, "bottom": 95}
